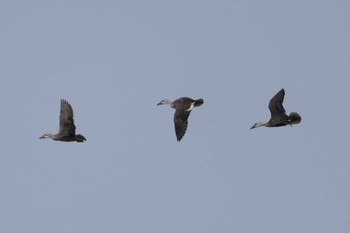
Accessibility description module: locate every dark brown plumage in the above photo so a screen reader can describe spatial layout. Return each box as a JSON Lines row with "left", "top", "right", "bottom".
{"left": 157, "top": 97, "right": 204, "bottom": 141}
{"left": 251, "top": 89, "right": 301, "bottom": 129}
{"left": 39, "top": 99, "right": 86, "bottom": 142}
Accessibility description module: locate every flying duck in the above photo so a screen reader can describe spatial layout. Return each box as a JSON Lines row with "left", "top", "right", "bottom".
{"left": 39, "top": 99, "right": 86, "bottom": 142}
{"left": 251, "top": 89, "right": 301, "bottom": 129}
{"left": 157, "top": 97, "right": 204, "bottom": 141}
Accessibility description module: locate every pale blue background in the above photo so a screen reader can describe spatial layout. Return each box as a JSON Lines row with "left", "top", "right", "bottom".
{"left": 1, "top": 1, "right": 349, "bottom": 232}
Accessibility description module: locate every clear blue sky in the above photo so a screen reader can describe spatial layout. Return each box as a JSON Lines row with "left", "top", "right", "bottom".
{"left": 1, "top": 0, "right": 349, "bottom": 232}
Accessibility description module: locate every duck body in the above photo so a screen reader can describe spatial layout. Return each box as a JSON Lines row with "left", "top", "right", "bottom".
{"left": 251, "top": 89, "right": 301, "bottom": 129}
{"left": 157, "top": 97, "right": 204, "bottom": 141}
{"left": 39, "top": 99, "right": 86, "bottom": 142}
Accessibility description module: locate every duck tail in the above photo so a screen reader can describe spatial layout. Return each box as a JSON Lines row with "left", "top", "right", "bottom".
{"left": 289, "top": 112, "right": 302, "bottom": 125}
{"left": 194, "top": 98, "right": 204, "bottom": 107}
{"left": 75, "top": 134, "right": 87, "bottom": 142}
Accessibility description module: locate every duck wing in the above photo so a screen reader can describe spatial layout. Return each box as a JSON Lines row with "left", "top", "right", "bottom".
{"left": 268, "top": 88, "right": 287, "bottom": 116}
{"left": 58, "top": 99, "right": 76, "bottom": 136}
{"left": 173, "top": 109, "right": 191, "bottom": 141}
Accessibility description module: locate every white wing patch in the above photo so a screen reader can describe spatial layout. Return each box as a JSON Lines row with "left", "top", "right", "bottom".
{"left": 186, "top": 102, "right": 195, "bottom": 111}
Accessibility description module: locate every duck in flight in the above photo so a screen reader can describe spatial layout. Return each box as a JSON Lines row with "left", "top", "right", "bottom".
{"left": 157, "top": 97, "right": 204, "bottom": 141}
{"left": 39, "top": 99, "right": 86, "bottom": 142}
{"left": 250, "top": 89, "right": 301, "bottom": 129}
